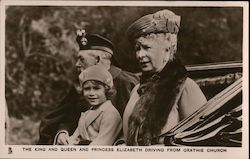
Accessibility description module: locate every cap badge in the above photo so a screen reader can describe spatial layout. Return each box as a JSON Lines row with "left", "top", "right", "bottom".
{"left": 76, "top": 29, "right": 88, "bottom": 46}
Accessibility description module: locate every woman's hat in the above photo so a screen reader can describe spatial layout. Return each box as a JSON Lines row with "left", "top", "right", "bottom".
{"left": 78, "top": 65, "right": 113, "bottom": 88}
{"left": 126, "top": 9, "right": 181, "bottom": 40}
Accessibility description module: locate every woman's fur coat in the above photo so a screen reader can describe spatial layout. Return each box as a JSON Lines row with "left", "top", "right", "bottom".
{"left": 127, "top": 58, "right": 187, "bottom": 146}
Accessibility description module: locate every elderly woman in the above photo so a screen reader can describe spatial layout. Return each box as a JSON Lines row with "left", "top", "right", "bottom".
{"left": 123, "top": 9, "right": 207, "bottom": 146}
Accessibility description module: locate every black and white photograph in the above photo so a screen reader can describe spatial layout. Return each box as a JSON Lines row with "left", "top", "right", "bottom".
{"left": 0, "top": 1, "right": 249, "bottom": 159}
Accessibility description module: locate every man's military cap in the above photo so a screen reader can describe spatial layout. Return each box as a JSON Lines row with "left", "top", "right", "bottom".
{"left": 76, "top": 29, "right": 113, "bottom": 55}
{"left": 126, "top": 9, "right": 181, "bottom": 40}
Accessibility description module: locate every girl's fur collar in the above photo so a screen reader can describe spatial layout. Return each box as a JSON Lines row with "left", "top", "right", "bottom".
{"left": 127, "top": 58, "right": 187, "bottom": 145}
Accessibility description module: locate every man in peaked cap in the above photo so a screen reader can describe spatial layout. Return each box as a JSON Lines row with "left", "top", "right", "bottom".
{"left": 38, "top": 29, "right": 139, "bottom": 145}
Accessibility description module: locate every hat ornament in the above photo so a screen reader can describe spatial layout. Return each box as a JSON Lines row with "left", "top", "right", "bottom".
{"left": 76, "top": 29, "right": 88, "bottom": 46}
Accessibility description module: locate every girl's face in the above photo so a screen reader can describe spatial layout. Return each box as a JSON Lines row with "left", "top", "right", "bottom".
{"left": 82, "top": 81, "right": 107, "bottom": 107}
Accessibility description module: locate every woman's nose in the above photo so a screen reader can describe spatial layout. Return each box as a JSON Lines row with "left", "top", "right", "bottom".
{"left": 137, "top": 50, "right": 146, "bottom": 59}
{"left": 88, "top": 89, "right": 95, "bottom": 96}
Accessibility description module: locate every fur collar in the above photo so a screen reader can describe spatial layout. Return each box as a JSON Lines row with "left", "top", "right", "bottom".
{"left": 127, "top": 58, "right": 187, "bottom": 145}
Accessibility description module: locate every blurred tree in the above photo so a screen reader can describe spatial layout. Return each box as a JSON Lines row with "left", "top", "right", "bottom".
{"left": 174, "top": 7, "right": 243, "bottom": 65}
{"left": 5, "top": 6, "right": 243, "bottom": 123}
{"left": 5, "top": 6, "right": 76, "bottom": 119}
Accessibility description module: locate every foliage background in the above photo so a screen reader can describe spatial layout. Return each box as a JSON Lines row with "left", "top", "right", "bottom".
{"left": 4, "top": 6, "right": 243, "bottom": 145}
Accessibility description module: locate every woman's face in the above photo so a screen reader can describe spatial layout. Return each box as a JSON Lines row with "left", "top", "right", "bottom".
{"left": 135, "top": 33, "right": 174, "bottom": 73}
{"left": 82, "top": 81, "right": 107, "bottom": 107}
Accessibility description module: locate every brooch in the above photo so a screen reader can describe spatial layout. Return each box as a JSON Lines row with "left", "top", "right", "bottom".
{"left": 76, "top": 29, "right": 88, "bottom": 46}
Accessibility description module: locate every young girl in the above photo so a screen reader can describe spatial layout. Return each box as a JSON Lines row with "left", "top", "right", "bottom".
{"left": 67, "top": 65, "right": 122, "bottom": 145}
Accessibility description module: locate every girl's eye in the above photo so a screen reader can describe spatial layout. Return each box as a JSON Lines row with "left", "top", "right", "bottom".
{"left": 93, "top": 86, "right": 101, "bottom": 90}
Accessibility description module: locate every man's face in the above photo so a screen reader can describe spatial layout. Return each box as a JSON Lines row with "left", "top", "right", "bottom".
{"left": 135, "top": 33, "right": 173, "bottom": 73}
{"left": 75, "top": 50, "right": 98, "bottom": 73}
{"left": 82, "top": 81, "right": 107, "bottom": 107}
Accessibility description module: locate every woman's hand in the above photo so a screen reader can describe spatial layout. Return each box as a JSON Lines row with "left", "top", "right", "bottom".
{"left": 57, "top": 132, "right": 69, "bottom": 145}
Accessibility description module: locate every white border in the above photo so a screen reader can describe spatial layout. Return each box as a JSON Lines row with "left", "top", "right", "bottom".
{"left": 0, "top": 0, "right": 6, "bottom": 152}
{"left": 242, "top": 0, "right": 249, "bottom": 154}
{"left": 0, "top": 0, "right": 248, "bottom": 7}
{"left": 0, "top": 1, "right": 249, "bottom": 159}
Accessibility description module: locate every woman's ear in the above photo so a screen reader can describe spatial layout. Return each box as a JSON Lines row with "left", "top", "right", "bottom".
{"left": 162, "top": 47, "right": 171, "bottom": 63}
